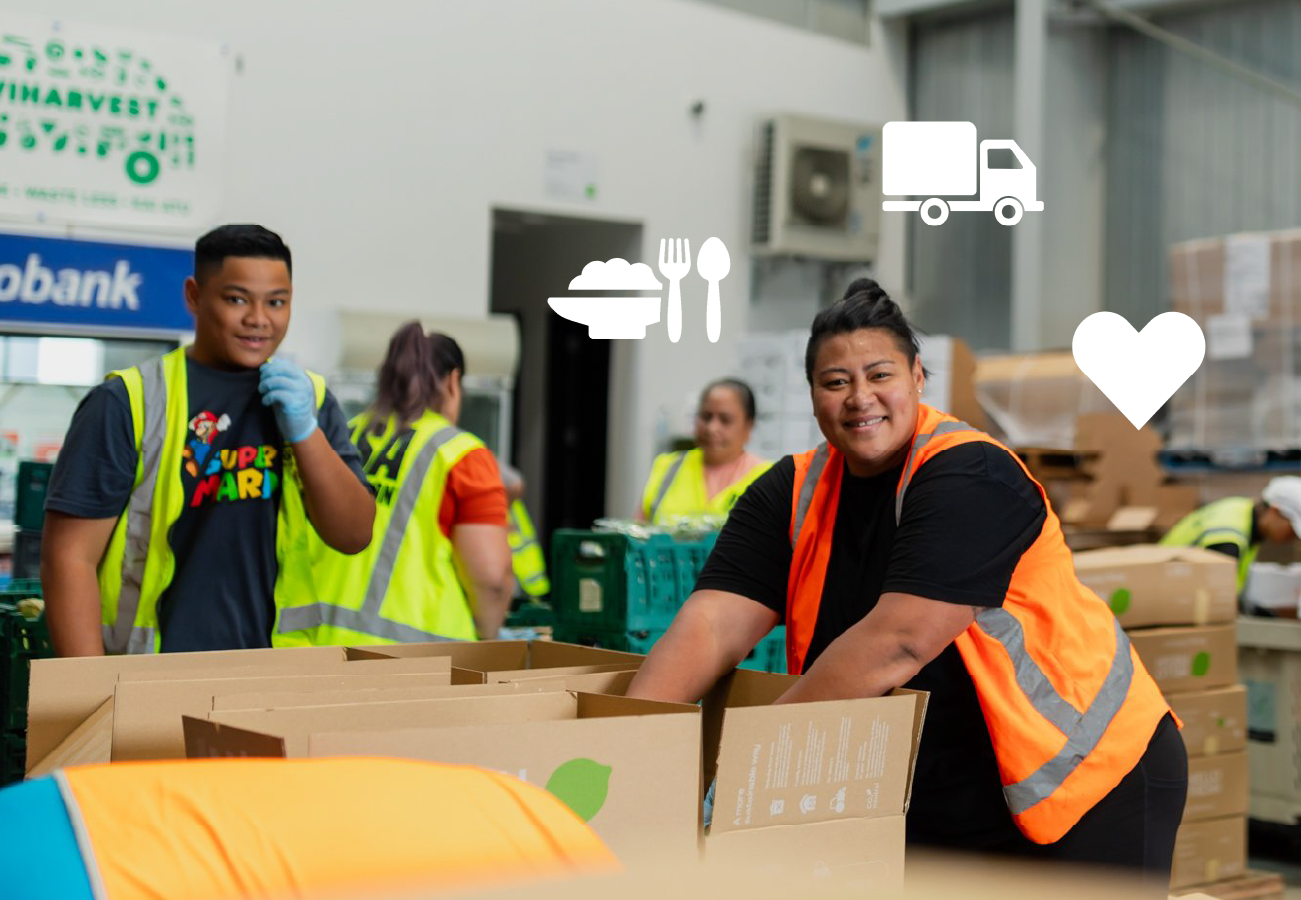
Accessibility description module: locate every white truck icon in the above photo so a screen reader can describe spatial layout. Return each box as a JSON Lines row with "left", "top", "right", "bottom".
{"left": 880, "top": 121, "right": 1044, "bottom": 226}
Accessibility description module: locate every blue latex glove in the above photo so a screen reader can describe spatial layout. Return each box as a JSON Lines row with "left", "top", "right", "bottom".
{"left": 703, "top": 778, "right": 717, "bottom": 832}
{"left": 259, "top": 359, "right": 317, "bottom": 443}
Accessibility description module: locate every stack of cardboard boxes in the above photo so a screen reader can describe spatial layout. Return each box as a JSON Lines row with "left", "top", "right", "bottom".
{"left": 25, "top": 640, "right": 925, "bottom": 886}
{"left": 1169, "top": 229, "right": 1301, "bottom": 460}
{"left": 1073, "top": 545, "right": 1251, "bottom": 894}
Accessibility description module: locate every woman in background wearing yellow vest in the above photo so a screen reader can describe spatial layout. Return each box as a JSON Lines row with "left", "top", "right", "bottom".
{"left": 628, "top": 280, "right": 1186, "bottom": 888}
{"left": 279, "top": 323, "right": 512, "bottom": 645}
{"left": 639, "top": 379, "right": 771, "bottom": 526}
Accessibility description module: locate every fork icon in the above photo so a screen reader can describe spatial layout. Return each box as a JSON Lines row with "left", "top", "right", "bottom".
{"left": 657, "top": 238, "right": 690, "bottom": 343}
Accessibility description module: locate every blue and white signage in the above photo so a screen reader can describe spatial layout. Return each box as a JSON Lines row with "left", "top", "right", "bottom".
{"left": 0, "top": 231, "right": 192, "bottom": 333}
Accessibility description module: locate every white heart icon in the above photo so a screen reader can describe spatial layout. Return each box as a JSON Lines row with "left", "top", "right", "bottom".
{"left": 1072, "top": 312, "right": 1206, "bottom": 430}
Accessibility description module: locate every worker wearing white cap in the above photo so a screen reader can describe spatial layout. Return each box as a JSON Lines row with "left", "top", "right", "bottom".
{"left": 1159, "top": 476, "right": 1301, "bottom": 605}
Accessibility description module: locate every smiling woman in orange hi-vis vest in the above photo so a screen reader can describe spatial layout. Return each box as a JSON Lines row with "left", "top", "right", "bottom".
{"left": 276, "top": 323, "right": 513, "bottom": 646}
{"left": 627, "top": 279, "right": 1186, "bottom": 888}
{"left": 0, "top": 757, "right": 618, "bottom": 900}
{"left": 639, "top": 378, "right": 771, "bottom": 528}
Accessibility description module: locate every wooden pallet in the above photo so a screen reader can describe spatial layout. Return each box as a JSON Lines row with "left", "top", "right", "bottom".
{"left": 1172, "top": 869, "right": 1288, "bottom": 900}
{"left": 1015, "top": 447, "right": 1094, "bottom": 481}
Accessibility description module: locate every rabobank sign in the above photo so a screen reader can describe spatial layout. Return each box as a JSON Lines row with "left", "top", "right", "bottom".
{"left": 0, "top": 232, "right": 193, "bottom": 333}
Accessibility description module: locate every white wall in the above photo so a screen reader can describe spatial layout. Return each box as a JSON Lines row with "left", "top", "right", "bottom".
{"left": 3, "top": 0, "right": 909, "bottom": 517}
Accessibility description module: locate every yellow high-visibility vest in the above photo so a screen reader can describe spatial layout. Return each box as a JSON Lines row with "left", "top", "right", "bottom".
{"left": 277, "top": 409, "right": 485, "bottom": 645}
{"left": 640, "top": 448, "right": 770, "bottom": 525}
{"left": 1160, "top": 496, "right": 1257, "bottom": 594}
{"left": 98, "top": 347, "right": 325, "bottom": 654}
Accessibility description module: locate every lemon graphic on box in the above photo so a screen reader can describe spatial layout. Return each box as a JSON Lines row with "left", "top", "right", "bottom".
{"left": 545, "top": 758, "right": 612, "bottom": 822}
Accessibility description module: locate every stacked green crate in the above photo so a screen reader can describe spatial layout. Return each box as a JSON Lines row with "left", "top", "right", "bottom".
{"left": 12, "top": 462, "right": 52, "bottom": 581}
{"left": 0, "top": 580, "right": 52, "bottom": 785}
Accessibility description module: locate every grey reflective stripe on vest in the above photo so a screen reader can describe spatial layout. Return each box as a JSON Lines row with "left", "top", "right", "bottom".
{"left": 55, "top": 770, "right": 110, "bottom": 900}
{"left": 1192, "top": 526, "right": 1247, "bottom": 546}
{"left": 979, "top": 610, "right": 1135, "bottom": 815}
{"left": 790, "top": 443, "right": 829, "bottom": 550}
{"left": 277, "top": 424, "right": 463, "bottom": 641}
{"left": 894, "top": 420, "right": 977, "bottom": 525}
{"left": 106, "top": 357, "right": 167, "bottom": 655}
{"left": 649, "top": 452, "right": 688, "bottom": 522}
{"left": 275, "top": 603, "right": 458, "bottom": 643}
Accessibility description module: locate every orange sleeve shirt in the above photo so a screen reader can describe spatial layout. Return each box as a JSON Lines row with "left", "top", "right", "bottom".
{"left": 438, "top": 446, "right": 508, "bottom": 538}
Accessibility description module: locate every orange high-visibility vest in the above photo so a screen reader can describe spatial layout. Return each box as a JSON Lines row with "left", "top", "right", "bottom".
{"left": 786, "top": 404, "right": 1172, "bottom": 844}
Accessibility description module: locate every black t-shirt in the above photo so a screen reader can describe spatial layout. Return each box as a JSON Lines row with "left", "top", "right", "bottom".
{"left": 695, "top": 441, "right": 1047, "bottom": 848}
{"left": 46, "top": 357, "right": 368, "bottom": 652}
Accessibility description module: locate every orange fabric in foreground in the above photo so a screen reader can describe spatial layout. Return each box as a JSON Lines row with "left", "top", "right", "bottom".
{"left": 64, "top": 757, "right": 618, "bottom": 900}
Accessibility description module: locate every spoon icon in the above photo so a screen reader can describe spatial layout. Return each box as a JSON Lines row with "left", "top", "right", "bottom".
{"left": 696, "top": 237, "right": 730, "bottom": 343}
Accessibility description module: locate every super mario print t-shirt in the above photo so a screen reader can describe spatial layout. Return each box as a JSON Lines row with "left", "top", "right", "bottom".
{"left": 46, "top": 356, "right": 367, "bottom": 651}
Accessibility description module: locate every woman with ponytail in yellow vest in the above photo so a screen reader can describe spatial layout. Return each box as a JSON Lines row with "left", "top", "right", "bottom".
{"left": 279, "top": 323, "right": 512, "bottom": 645}
{"left": 629, "top": 280, "right": 1186, "bottom": 886}
{"left": 639, "top": 379, "right": 771, "bottom": 527}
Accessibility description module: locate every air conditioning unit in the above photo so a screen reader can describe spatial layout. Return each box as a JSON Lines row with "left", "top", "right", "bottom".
{"left": 751, "top": 114, "right": 883, "bottom": 263}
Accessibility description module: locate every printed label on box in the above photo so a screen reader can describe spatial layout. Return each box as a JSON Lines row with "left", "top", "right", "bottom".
{"left": 578, "top": 578, "right": 603, "bottom": 613}
{"left": 1206, "top": 314, "right": 1253, "bottom": 361}
{"left": 1223, "top": 234, "right": 1270, "bottom": 318}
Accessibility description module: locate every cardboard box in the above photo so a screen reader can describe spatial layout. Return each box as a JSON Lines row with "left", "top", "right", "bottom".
{"left": 1073, "top": 545, "right": 1237, "bottom": 628}
{"left": 917, "top": 335, "right": 989, "bottom": 432}
{"left": 1183, "top": 752, "right": 1249, "bottom": 822}
{"left": 27, "top": 644, "right": 352, "bottom": 769}
{"left": 1167, "top": 686, "right": 1247, "bottom": 757}
{"left": 1170, "top": 816, "right": 1247, "bottom": 889}
{"left": 111, "top": 659, "right": 463, "bottom": 761}
{"left": 185, "top": 691, "right": 702, "bottom": 863}
{"left": 974, "top": 353, "right": 1113, "bottom": 450}
{"left": 1127, "top": 624, "right": 1237, "bottom": 694}
{"left": 700, "top": 669, "right": 926, "bottom": 889}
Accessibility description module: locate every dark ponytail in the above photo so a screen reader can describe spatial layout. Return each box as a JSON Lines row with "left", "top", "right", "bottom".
{"left": 804, "top": 278, "right": 926, "bottom": 384}
{"left": 368, "top": 322, "right": 465, "bottom": 433}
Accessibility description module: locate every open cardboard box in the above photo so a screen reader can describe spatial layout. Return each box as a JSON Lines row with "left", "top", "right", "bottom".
{"left": 27, "top": 644, "right": 366, "bottom": 771}
{"left": 111, "top": 657, "right": 473, "bottom": 761}
{"left": 183, "top": 691, "right": 702, "bottom": 863}
{"left": 701, "top": 669, "right": 927, "bottom": 889}
{"left": 210, "top": 681, "right": 543, "bottom": 713}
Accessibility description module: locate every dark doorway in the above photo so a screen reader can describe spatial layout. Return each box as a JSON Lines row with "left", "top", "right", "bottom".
{"left": 489, "top": 210, "right": 642, "bottom": 546}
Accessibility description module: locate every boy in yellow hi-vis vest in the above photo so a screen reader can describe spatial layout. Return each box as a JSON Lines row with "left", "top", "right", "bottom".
{"left": 41, "top": 224, "right": 376, "bottom": 656}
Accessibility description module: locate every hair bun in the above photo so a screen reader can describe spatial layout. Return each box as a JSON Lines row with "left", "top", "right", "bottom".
{"left": 842, "top": 277, "right": 883, "bottom": 301}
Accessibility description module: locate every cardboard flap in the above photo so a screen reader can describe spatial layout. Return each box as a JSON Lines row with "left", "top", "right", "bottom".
{"left": 451, "top": 667, "right": 486, "bottom": 685}
{"left": 183, "top": 716, "right": 287, "bottom": 758}
{"left": 890, "top": 689, "right": 930, "bottom": 813}
{"left": 488, "top": 663, "right": 638, "bottom": 683}
{"left": 343, "top": 641, "right": 529, "bottom": 671}
{"left": 711, "top": 693, "right": 919, "bottom": 835}
{"left": 527, "top": 641, "right": 645, "bottom": 669}
{"left": 523, "top": 670, "right": 638, "bottom": 695}
{"left": 208, "top": 690, "right": 579, "bottom": 736}
{"left": 575, "top": 692, "right": 700, "bottom": 719}
{"left": 210, "top": 680, "right": 539, "bottom": 712}
{"left": 701, "top": 669, "right": 801, "bottom": 790}
{"left": 27, "top": 696, "right": 114, "bottom": 777}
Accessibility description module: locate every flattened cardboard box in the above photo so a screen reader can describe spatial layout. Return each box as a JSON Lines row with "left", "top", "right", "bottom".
{"left": 111, "top": 658, "right": 458, "bottom": 761}
{"left": 1127, "top": 625, "right": 1237, "bottom": 694}
{"left": 1167, "top": 686, "right": 1247, "bottom": 757}
{"left": 27, "top": 644, "right": 351, "bottom": 769}
{"left": 1170, "top": 816, "right": 1246, "bottom": 889}
{"left": 1183, "top": 752, "right": 1248, "bottom": 822}
{"left": 702, "top": 669, "right": 926, "bottom": 890}
{"left": 1073, "top": 545, "right": 1237, "bottom": 628}
{"left": 184, "top": 691, "right": 701, "bottom": 864}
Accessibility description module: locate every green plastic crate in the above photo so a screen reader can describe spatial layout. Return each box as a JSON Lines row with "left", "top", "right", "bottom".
{"left": 0, "top": 731, "right": 23, "bottom": 787}
{"left": 550, "top": 531, "right": 716, "bottom": 633}
{"left": 13, "top": 461, "right": 53, "bottom": 531}
{"left": 553, "top": 625, "right": 785, "bottom": 673}
{"left": 0, "top": 582, "right": 52, "bottom": 737}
